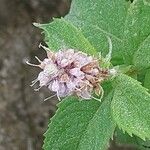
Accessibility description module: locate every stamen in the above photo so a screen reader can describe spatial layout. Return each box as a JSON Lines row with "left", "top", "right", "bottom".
{"left": 91, "top": 85, "right": 104, "bottom": 102}
{"left": 56, "top": 92, "right": 61, "bottom": 101}
{"left": 35, "top": 56, "right": 42, "bottom": 63}
{"left": 44, "top": 94, "right": 57, "bottom": 101}
{"left": 26, "top": 60, "right": 40, "bottom": 67}
{"left": 91, "top": 95, "right": 102, "bottom": 101}
{"left": 39, "top": 43, "right": 50, "bottom": 51}
{"left": 39, "top": 43, "right": 54, "bottom": 59}
{"left": 34, "top": 86, "right": 42, "bottom": 91}
{"left": 31, "top": 78, "right": 38, "bottom": 83}
{"left": 99, "top": 85, "right": 104, "bottom": 101}
{"left": 30, "top": 78, "right": 38, "bottom": 87}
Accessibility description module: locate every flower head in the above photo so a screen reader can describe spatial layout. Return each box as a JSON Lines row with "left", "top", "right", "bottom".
{"left": 27, "top": 45, "right": 110, "bottom": 101}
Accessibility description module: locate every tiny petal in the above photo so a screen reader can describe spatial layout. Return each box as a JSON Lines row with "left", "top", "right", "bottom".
{"left": 38, "top": 71, "right": 51, "bottom": 86}
{"left": 74, "top": 52, "right": 92, "bottom": 67}
{"left": 77, "top": 87, "right": 92, "bottom": 99}
{"left": 57, "top": 83, "right": 69, "bottom": 97}
{"left": 43, "top": 58, "right": 52, "bottom": 65}
{"left": 90, "top": 68, "right": 99, "bottom": 76}
{"left": 81, "top": 61, "right": 98, "bottom": 73}
{"left": 66, "top": 80, "right": 76, "bottom": 91}
{"left": 60, "top": 73, "right": 69, "bottom": 82}
{"left": 70, "top": 68, "right": 85, "bottom": 79}
{"left": 60, "top": 58, "right": 69, "bottom": 67}
{"left": 51, "top": 80, "right": 60, "bottom": 92}
{"left": 44, "top": 63, "right": 58, "bottom": 76}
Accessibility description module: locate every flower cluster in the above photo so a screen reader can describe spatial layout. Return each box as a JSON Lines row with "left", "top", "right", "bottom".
{"left": 27, "top": 45, "right": 110, "bottom": 100}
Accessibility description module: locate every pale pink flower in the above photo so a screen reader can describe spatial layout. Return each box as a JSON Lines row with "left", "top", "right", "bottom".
{"left": 26, "top": 45, "right": 110, "bottom": 101}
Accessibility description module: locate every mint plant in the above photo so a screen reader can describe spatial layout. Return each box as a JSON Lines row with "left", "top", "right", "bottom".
{"left": 28, "top": 0, "right": 150, "bottom": 149}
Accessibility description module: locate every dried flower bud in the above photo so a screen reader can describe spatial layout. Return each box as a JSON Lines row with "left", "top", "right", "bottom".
{"left": 27, "top": 47, "right": 112, "bottom": 101}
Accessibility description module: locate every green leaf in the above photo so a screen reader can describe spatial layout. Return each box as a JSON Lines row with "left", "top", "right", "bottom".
{"left": 115, "top": 127, "right": 138, "bottom": 147}
{"left": 137, "top": 70, "right": 147, "bottom": 86}
{"left": 123, "top": 0, "right": 150, "bottom": 64}
{"left": 144, "top": 69, "right": 150, "bottom": 92}
{"left": 34, "top": 18, "right": 96, "bottom": 55}
{"left": 115, "top": 128, "right": 150, "bottom": 150}
{"left": 43, "top": 94, "right": 116, "bottom": 150}
{"left": 133, "top": 35, "right": 150, "bottom": 70}
{"left": 111, "top": 74, "right": 150, "bottom": 140}
{"left": 35, "top": 0, "right": 150, "bottom": 66}
{"left": 65, "top": 0, "right": 150, "bottom": 65}
{"left": 65, "top": 0, "right": 130, "bottom": 64}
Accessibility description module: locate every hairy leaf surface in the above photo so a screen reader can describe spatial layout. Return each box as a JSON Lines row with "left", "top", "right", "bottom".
{"left": 112, "top": 74, "right": 150, "bottom": 140}
{"left": 65, "top": 0, "right": 130, "bottom": 64}
{"left": 144, "top": 69, "right": 150, "bottom": 91}
{"left": 123, "top": 0, "right": 150, "bottom": 64}
{"left": 43, "top": 94, "right": 115, "bottom": 150}
{"left": 34, "top": 18, "right": 96, "bottom": 55}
